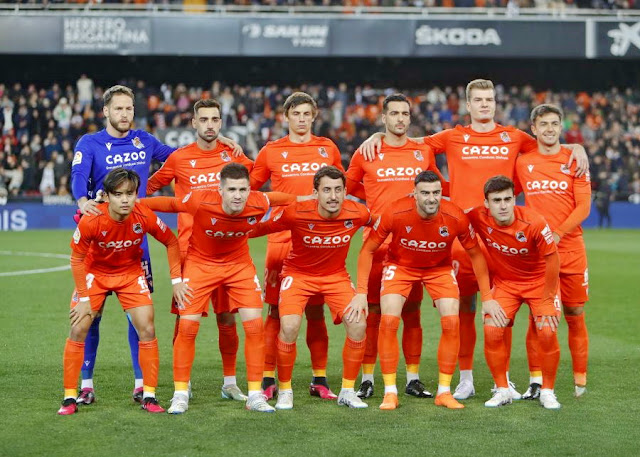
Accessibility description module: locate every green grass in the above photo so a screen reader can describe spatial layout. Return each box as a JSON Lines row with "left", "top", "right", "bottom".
{"left": 0, "top": 229, "right": 638, "bottom": 457}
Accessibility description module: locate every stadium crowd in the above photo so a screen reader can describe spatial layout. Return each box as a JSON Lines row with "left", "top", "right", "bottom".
{"left": 1, "top": 77, "right": 639, "bottom": 203}
{"left": 2, "top": 0, "right": 638, "bottom": 10}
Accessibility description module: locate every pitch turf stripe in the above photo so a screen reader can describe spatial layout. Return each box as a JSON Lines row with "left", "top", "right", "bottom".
{"left": 0, "top": 250, "right": 70, "bottom": 276}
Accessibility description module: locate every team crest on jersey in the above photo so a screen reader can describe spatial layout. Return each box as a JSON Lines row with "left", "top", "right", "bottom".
{"left": 247, "top": 216, "right": 257, "bottom": 225}
{"left": 106, "top": 142, "right": 112, "bottom": 151}
{"left": 221, "top": 151, "right": 231, "bottom": 162}
{"left": 73, "top": 228, "right": 81, "bottom": 244}
{"left": 132, "top": 137, "right": 145, "bottom": 149}
{"left": 463, "top": 134, "right": 470, "bottom": 143}
{"left": 308, "top": 223, "right": 315, "bottom": 230}
{"left": 72, "top": 151, "right": 83, "bottom": 166}
{"left": 182, "top": 192, "right": 192, "bottom": 203}
{"left": 488, "top": 227, "right": 493, "bottom": 234}
{"left": 413, "top": 150, "right": 424, "bottom": 161}
{"left": 439, "top": 226, "right": 449, "bottom": 237}
{"left": 101, "top": 231, "right": 108, "bottom": 237}
{"left": 527, "top": 164, "right": 534, "bottom": 173}
{"left": 190, "top": 160, "right": 197, "bottom": 168}
{"left": 281, "top": 151, "right": 289, "bottom": 159}
{"left": 500, "top": 132, "right": 511, "bottom": 143}
{"left": 211, "top": 218, "right": 218, "bottom": 225}
{"left": 318, "top": 147, "right": 329, "bottom": 158}
{"left": 515, "top": 231, "right": 527, "bottom": 242}
{"left": 560, "top": 164, "right": 571, "bottom": 174}
{"left": 378, "top": 153, "right": 385, "bottom": 161}
{"left": 133, "top": 223, "right": 143, "bottom": 234}
{"left": 344, "top": 220, "right": 354, "bottom": 229}
{"left": 405, "top": 226, "right": 413, "bottom": 233}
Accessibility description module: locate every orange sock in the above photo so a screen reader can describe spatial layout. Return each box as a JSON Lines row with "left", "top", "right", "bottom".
{"left": 363, "top": 312, "right": 381, "bottom": 366}
{"left": 484, "top": 325, "right": 508, "bottom": 388}
{"left": 243, "top": 318, "right": 265, "bottom": 385}
{"left": 343, "top": 337, "right": 366, "bottom": 383}
{"left": 173, "top": 319, "right": 200, "bottom": 384}
{"left": 526, "top": 314, "right": 542, "bottom": 373}
{"left": 218, "top": 322, "right": 238, "bottom": 377}
{"left": 504, "top": 326, "right": 513, "bottom": 373}
{"left": 458, "top": 311, "right": 476, "bottom": 371}
{"left": 378, "top": 315, "right": 400, "bottom": 377}
{"left": 63, "top": 338, "right": 85, "bottom": 392}
{"left": 565, "top": 313, "right": 588, "bottom": 384}
{"left": 401, "top": 309, "right": 422, "bottom": 366}
{"left": 263, "top": 314, "right": 280, "bottom": 375}
{"left": 306, "top": 315, "right": 328, "bottom": 375}
{"left": 438, "top": 316, "right": 460, "bottom": 376}
{"left": 276, "top": 337, "right": 297, "bottom": 385}
{"left": 536, "top": 323, "right": 560, "bottom": 390}
{"left": 172, "top": 316, "right": 180, "bottom": 345}
{"left": 139, "top": 338, "right": 159, "bottom": 390}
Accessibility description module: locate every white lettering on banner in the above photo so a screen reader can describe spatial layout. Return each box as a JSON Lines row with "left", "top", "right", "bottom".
{"left": 526, "top": 180, "right": 569, "bottom": 191}
{"left": 376, "top": 167, "right": 423, "bottom": 178}
{"left": 63, "top": 17, "right": 150, "bottom": 51}
{"left": 105, "top": 151, "right": 147, "bottom": 165}
{"left": 608, "top": 22, "right": 640, "bottom": 57}
{"left": 242, "top": 23, "right": 329, "bottom": 48}
{"left": 303, "top": 235, "right": 351, "bottom": 245}
{"left": 415, "top": 26, "right": 501, "bottom": 46}
{"left": 0, "top": 209, "right": 27, "bottom": 231}
{"left": 462, "top": 146, "right": 509, "bottom": 156}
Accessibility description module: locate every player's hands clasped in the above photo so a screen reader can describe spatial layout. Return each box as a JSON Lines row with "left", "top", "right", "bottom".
{"left": 482, "top": 299, "right": 508, "bottom": 327}
{"left": 344, "top": 293, "right": 368, "bottom": 323}
{"left": 173, "top": 281, "right": 194, "bottom": 310}
{"left": 69, "top": 301, "right": 95, "bottom": 327}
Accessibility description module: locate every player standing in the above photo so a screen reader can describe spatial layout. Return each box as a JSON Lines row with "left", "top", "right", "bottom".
{"left": 467, "top": 175, "right": 562, "bottom": 410}
{"left": 58, "top": 168, "right": 190, "bottom": 415}
{"left": 351, "top": 171, "right": 497, "bottom": 410}
{"left": 249, "top": 92, "right": 346, "bottom": 400}
{"left": 146, "top": 99, "right": 254, "bottom": 401}
{"left": 249, "top": 166, "right": 371, "bottom": 409}
{"left": 515, "top": 104, "right": 591, "bottom": 398}
{"left": 360, "top": 80, "right": 588, "bottom": 400}
{"left": 346, "top": 93, "right": 448, "bottom": 400}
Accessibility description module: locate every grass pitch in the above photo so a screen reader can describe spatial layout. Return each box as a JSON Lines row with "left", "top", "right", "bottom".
{"left": 0, "top": 229, "right": 638, "bottom": 457}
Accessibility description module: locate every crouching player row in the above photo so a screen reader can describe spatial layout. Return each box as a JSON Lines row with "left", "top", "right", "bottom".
{"left": 58, "top": 168, "right": 191, "bottom": 415}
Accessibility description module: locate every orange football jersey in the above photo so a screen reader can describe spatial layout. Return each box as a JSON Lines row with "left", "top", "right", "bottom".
{"left": 71, "top": 201, "right": 178, "bottom": 277}
{"left": 251, "top": 199, "right": 371, "bottom": 276}
{"left": 250, "top": 135, "right": 344, "bottom": 243}
{"left": 143, "top": 191, "right": 270, "bottom": 266}
{"left": 369, "top": 197, "right": 477, "bottom": 270}
{"left": 466, "top": 205, "right": 557, "bottom": 287}
{"left": 515, "top": 147, "right": 591, "bottom": 252}
{"left": 424, "top": 125, "right": 536, "bottom": 209}
{"left": 146, "top": 141, "right": 254, "bottom": 253}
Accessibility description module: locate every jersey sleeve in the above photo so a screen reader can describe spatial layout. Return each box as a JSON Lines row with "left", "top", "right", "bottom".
{"left": 518, "top": 130, "right": 537, "bottom": 154}
{"left": 534, "top": 218, "right": 558, "bottom": 257}
{"left": 556, "top": 171, "right": 592, "bottom": 238}
{"left": 358, "top": 204, "right": 372, "bottom": 227}
{"left": 425, "top": 148, "right": 450, "bottom": 196}
{"left": 142, "top": 205, "right": 182, "bottom": 279}
{"left": 345, "top": 152, "right": 365, "bottom": 184}
{"left": 455, "top": 211, "right": 479, "bottom": 250}
{"left": 422, "top": 129, "right": 449, "bottom": 154}
{"left": 250, "top": 202, "right": 295, "bottom": 238}
{"left": 146, "top": 154, "right": 176, "bottom": 195}
{"left": 330, "top": 141, "right": 345, "bottom": 171}
{"left": 265, "top": 191, "right": 297, "bottom": 207}
{"left": 370, "top": 207, "right": 393, "bottom": 244}
{"left": 71, "top": 135, "right": 94, "bottom": 200}
{"left": 238, "top": 153, "right": 255, "bottom": 172}
{"left": 70, "top": 216, "right": 95, "bottom": 256}
{"left": 149, "top": 134, "right": 175, "bottom": 162}
{"left": 250, "top": 147, "right": 271, "bottom": 190}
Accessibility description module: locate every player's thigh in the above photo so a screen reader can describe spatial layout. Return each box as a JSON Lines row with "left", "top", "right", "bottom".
{"left": 489, "top": 286, "right": 522, "bottom": 325}
{"left": 380, "top": 264, "right": 415, "bottom": 316}
{"left": 321, "top": 273, "right": 357, "bottom": 324}
{"left": 278, "top": 274, "right": 316, "bottom": 319}
{"left": 182, "top": 261, "right": 224, "bottom": 316}
{"left": 560, "top": 250, "right": 589, "bottom": 307}
{"left": 69, "top": 273, "right": 109, "bottom": 313}
{"left": 423, "top": 268, "right": 460, "bottom": 315}
{"left": 263, "top": 241, "right": 291, "bottom": 306}
{"left": 225, "top": 263, "right": 264, "bottom": 313}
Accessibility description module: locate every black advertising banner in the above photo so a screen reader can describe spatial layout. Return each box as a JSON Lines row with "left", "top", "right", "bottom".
{"left": 330, "top": 18, "right": 414, "bottom": 56}
{"left": 152, "top": 16, "right": 241, "bottom": 56}
{"left": 62, "top": 16, "right": 152, "bottom": 55}
{"left": 595, "top": 21, "right": 640, "bottom": 59}
{"left": 240, "top": 18, "right": 330, "bottom": 56}
{"left": 0, "top": 16, "right": 61, "bottom": 54}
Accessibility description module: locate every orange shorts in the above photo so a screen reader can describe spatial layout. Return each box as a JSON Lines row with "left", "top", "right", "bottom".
{"left": 381, "top": 264, "right": 459, "bottom": 302}
{"left": 278, "top": 270, "right": 355, "bottom": 324}
{"left": 182, "top": 260, "right": 263, "bottom": 316}
{"left": 452, "top": 238, "right": 493, "bottom": 298}
{"left": 559, "top": 249, "right": 589, "bottom": 306}
{"left": 368, "top": 243, "right": 423, "bottom": 305}
{"left": 171, "top": 252, "right": 234, "bottom": 317}
{"left": 264, "top": 241, "right": 323, "bottom": 307}
{"left": 489, "top": 279, "right": 561, "bottom": 322}
{"left": 70, "top": 270, "right": 153, "bottom": 312}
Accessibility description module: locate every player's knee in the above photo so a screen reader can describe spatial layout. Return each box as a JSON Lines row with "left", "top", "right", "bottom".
{"left": 345, "top": 318, "right": 366, "bottom": 340}
{"left": 563, "top": 305, "right": 584, "bottom": 316}
{"left": 280, "top": 320, "right": 301, "bottom": 342}
{"left": 136, "top": 321, "right": 156, "bottom": 341}
{"left": 216, "top": 312, "right": 236, "bottom": 326}
{"left": 68, "top": 325, "right": 89, "bottom": 342}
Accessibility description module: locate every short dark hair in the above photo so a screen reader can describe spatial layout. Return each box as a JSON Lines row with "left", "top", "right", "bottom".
{"left": 103, "top": 85, "right": 134, "bottom": 107}
{"left": 220, "top": 163, "right": 250, "bottom": 183}
{"left": 530, "top": 103, "right": 564, "bottom": 123}
{"left": 283, "top": 92, "right": 318, "bottom": 117}
{"left": 484, "top": 175, "right": 514, "bottom": 199}
{"left": 313, "top": 166, "right": 345, "bottom": 190}
{"left": 103, "top": 167, "right": 140, "bottom": 195}
{"left": 414, "top": 170, "right": 441, "bottom": 186}
{"left": 383, "top": 93, "right": 411, "bottom": 113}
{"left": 193, "top": 98, "right": 221, "bottom": 117}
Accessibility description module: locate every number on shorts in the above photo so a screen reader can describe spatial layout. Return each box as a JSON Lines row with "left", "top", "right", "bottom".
{"left": 553, "top": 294, "right": 561, "bottom": 312}
{"left": 138, "top": 275, "right": 150, "bottom": 293}
{"left": 280, "top": 276, "right": 293, "bottom": 291}
{"left": 382, "top": 265, "right": 397, "bottom": 281}
{"left": 85, "top": 273, "right": 95, "bottom": 290}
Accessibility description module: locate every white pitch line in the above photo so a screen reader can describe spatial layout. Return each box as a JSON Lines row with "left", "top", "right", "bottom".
{"left": 0, "top": 250, "right": 70, "bottom": 277}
